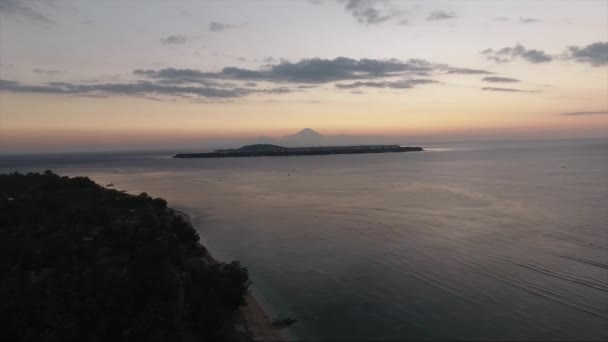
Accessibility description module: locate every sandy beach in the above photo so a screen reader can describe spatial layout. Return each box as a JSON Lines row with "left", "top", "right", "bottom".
{"left": 240, "top": 293, "right": 287, "bottom": 342}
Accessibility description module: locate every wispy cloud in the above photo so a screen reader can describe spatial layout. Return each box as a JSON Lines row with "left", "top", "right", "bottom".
{"left": 482, "top": 44, "right": 552, "bottom": 63}
{"left": 481, "top": 87, "right": 537, "bottom": 93}
{"left": 335, "top": 79, "right": 438, "bottom": 89}
{"left": 33, "top": 68, "right": 62, "bottom": 75}
{"left": 427, "top": 11, "right": 456, "bottom": 21}
{"left": 342, "top": 0, "right": 401, "bottom": 25}
{"left": 446, "top": 68, "right": 493, "bottom": 75}
{"left": 0, "top": 0, "right": 54, "bottom": 24}
{"left": 562, "top": 110, "right": 608, "bottom": 116}
{"left": 482, "top": 76, "right": 519, "bottom": 83}
{"left": 209, "top": 21, "right": 234, "bottom": 32}
{"left": 0, "top": 79, "right": 284, "bottom": 99}
{"left": 483, "top": 41, "right": 607, "bottom": 67}
{"left": 160, "top": 35, "right": 186, "bottom": 45}
{"left": 519, "top": 17, "right": 540, "bottom": 23}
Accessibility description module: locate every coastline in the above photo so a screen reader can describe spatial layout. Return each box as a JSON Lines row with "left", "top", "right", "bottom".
{"left": 171, "top": 208, "right": 288, "bottom": 342}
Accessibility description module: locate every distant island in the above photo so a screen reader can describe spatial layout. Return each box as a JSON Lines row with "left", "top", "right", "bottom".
{"left": 174, "top": 144, "right": 424, "bottom": 159}
{"left": 0, "top": 171, "right": 263, "bottom": 341}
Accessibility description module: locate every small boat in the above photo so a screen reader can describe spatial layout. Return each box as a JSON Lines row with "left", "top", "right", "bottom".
{"left": 106, "top": 183, "right": 114, "bottom": 187}
{"left": 271, "top": 316, "right": 296, "bottom": 327}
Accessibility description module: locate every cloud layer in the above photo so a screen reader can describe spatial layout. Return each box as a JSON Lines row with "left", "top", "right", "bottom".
{"left": 1, "top": 48, "right": 592, "bottom": 101}
{"left": 134, "top": 57, "right": 435, "bottom": 84}
{"left": 0, "top": 79, "right": 256, "bottom": 98}
{"left": 1, "top": 57, "right": 450, "bottom": 99}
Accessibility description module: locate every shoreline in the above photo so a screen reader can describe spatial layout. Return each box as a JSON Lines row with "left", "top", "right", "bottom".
{"left": 171, "top": 208, "right": 288, "bottom": 342}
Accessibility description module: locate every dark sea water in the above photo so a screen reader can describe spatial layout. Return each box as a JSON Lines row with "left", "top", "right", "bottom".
{"left": 2, "top": 139, "right": 607, "bottom": 340}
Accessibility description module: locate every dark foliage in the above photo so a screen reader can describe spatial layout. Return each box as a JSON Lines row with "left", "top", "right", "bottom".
{"left": 0, "top": 171, "right": 250, "bottom": 341}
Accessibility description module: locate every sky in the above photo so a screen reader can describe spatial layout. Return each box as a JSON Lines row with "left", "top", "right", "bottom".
{"left": 0, "top": 0, "right": 607, "bottom": 153}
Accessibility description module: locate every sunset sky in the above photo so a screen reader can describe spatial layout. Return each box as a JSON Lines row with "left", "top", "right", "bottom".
{"left": 1, "top": 0, "right": 607, "bottom": 153}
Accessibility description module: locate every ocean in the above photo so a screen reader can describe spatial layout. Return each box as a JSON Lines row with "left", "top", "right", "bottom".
{"left": 2, "top": 139, "right": 607, "bottom": 340}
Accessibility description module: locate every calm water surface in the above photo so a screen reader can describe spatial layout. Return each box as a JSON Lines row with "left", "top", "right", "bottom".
{"left": 2, "top": 139, "right": 607, "bottom": 340}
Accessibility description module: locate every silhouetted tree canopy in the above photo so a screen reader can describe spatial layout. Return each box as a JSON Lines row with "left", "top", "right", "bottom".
{"left": 0, "top": 171, "right": 250, "bottom": 341}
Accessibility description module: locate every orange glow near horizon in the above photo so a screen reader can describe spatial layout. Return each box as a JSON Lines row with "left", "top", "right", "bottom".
{"left": 2, "top": 86, "right": 608, "bottom": 150}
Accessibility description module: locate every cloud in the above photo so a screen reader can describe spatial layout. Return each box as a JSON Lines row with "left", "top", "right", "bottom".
{"left": 263, "top": 87, "right": 293, "bottom": 94}
{"left": 495, "top": 17, "right": 509, "bottom": 21}
{"left": 0, "top": 79, "right": 256, "bottom": 98}
{"left": 482, "top": 44, "right": 552, "bottom": 63}
{"left": 562, "top": 110, "right": 608, "bottom": 116}
{"left": 134, "top": 57, "right": 435, "bottom": 84}
{"left": 335, "top": 79, "right": 438, "bottom": 89}
{"left": 33, "top": 68, "right": 62, "bottom": 75}
{"left": 160, "top": 35, "right": 186, "bottom": 45}
{"left": 427, "top": 11, "right": 456, "bottom": 21}
{"left": 483, "top": 41, "right": 607, "bottom": 66}
{"left": 482, "top": 76, "right": 519, "bottom": 83}
{"left": 343, "top": 0, "right": 399, "bottom": 25}
{"left": 563, "top": 42, "right": 608, "bottom": 66}
{"left": 519, "top": 17, "right": 540, "bottom": 23}
{"left": 209, "top": 21, "right": 234, "bottom": 32}
{"left": 1, "top": 56, "right": 498, "bottom": 100}
{"left": 0, "top": 79, "right": 66, "bottom": 93}
{"left": 0, "top": 0, "right": 54, "bottom": 24}
{"left": 446, "top": 68, "right": 493, "bottom": 75}
{"left": 481, "top": 87, "right": 536, "bottom": 93}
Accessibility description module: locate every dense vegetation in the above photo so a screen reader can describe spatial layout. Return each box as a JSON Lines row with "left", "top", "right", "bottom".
{"left": 0, "top": 171, "right": 251, "bottom": 341}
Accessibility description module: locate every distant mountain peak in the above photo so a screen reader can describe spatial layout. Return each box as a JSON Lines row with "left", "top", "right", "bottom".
{"left": 294, "top": 128, "right": 323, "bottom": 137}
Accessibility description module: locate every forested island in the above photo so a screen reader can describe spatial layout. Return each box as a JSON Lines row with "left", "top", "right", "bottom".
{"left": 0, "top": 171, "right": 252, "bottom": 341}
{"left": 174, "top": 144, "right": 423, "bottom": 158}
